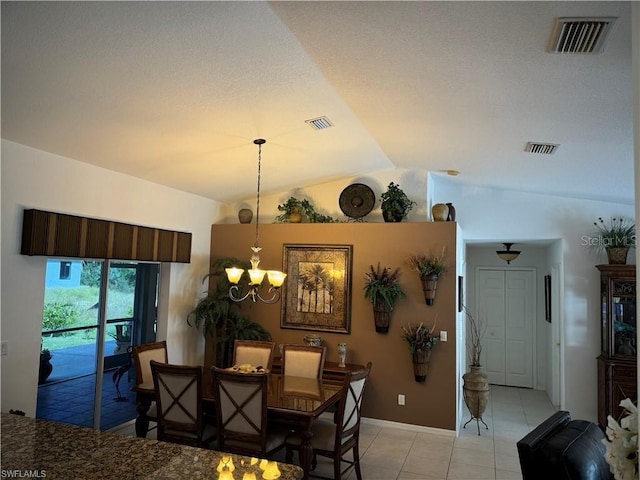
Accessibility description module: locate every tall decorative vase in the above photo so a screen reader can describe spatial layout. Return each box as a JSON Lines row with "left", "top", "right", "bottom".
{"left": 462, "top": 365, "right": 490, "bottom": 435}
{"left": 337, "top": 343, "right": 347, "bottom": 368}
{"left": 373, "top": 302, "right": 393, "bottom": 333}
{"left": 431, "top": 203, "right": 449, "bottom": 222}
{"left": 412, "top": 349, "right": 431, "bottom": 383}
{"left": 446, "top": 203, "right": 456, "bottom": 221}
{"left": 420, "top": 274, "right": 439, "bottom": 305}
{"left": 606, "top": 247, "right": 629, "bottom": 265}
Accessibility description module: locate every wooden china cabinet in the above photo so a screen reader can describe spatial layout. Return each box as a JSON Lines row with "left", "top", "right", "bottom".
{"left": 596, "top": 264, "right": 637, "bottom": 429}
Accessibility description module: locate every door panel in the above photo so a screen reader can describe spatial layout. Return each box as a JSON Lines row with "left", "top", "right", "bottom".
{"left": 506, "top": 271, "right": 534, "bottom": 387}
{"left": 478, "top": 270, "right": 506, "bottom": 384}
{"left": 477, "top": 268, "right": 535, "bottom": 387}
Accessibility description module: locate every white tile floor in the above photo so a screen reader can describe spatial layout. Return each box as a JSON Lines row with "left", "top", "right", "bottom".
{"left": 114, "top": 385, "right": 558, "bottom": 480}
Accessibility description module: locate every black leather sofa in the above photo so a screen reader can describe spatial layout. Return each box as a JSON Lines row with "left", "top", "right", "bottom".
{"left": 517, "top": 410, "right": 614, "bottom": 480}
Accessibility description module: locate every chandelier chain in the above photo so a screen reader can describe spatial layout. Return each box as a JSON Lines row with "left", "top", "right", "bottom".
{"left": 254, "top": 141, "right": 262, "bottom": 248}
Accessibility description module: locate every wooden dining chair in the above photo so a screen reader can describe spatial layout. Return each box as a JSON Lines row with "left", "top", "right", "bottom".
{"left": 281, "top": 344, "right": 326, "bottom": 378}
{"left": 211, "top": 366, "right": 288, "bottom": 457}
{"left": 150, "top": 360, "right": 216, "bottom": 448}
{"left": 285, "top": 362, "right": 373, "bottom": 480}
{"left": 132, "top": 341, "right": 168, "bottom": 433}
{"left": 233, "top": 340, "right": 276, "bottom": 370}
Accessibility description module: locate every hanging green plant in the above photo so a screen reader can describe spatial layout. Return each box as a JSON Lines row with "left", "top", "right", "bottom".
{"left": 364, "top": 263, "right": 406, "bottom": 333}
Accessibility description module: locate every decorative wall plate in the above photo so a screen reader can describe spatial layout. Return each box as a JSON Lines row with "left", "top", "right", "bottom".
{"left": 339, "top": 183, "right": 375, "bottom": 219}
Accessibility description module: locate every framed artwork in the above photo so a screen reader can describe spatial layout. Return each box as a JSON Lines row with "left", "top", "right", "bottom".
{"left": 544, "top": 275, "right": 551, "bottom": 322}
{"left": 281, "top": 244, "right": 353, "bottom": 333}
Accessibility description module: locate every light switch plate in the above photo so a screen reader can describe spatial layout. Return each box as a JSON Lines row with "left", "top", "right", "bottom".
{"left": 440, "top": 331, "right": 448, "bottom": 342}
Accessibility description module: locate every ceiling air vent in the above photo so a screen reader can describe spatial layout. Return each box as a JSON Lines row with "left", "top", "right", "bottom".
{"left": 525, "top": 142, "right": 559, "bottom": 155}
{"left": 305, "top": 116, "right": 334, "bottom": 131}
{"left": 548, "top": 17, "right": 617, "bottom": 54}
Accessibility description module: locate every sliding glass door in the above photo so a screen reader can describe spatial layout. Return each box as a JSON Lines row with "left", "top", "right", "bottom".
{"left": 37, "top": 259, "right": 159, "bottom": 430}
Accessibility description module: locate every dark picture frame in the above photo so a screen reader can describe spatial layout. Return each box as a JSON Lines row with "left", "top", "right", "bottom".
{"left": 544, "top": 275, "right": 551, "bottom": 322}
{"left": 281, "top": 244, "right": 353, "bottom": 333}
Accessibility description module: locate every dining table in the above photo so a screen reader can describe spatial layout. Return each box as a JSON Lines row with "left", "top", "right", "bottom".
{"left": 0, "top": 412, "right": 303, "bottom": 480}
{"left": 133, "top": 372, "right": 345, "bottom": 480}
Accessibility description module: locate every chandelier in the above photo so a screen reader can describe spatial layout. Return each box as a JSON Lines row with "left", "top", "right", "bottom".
{"left": 225, "top": 139, "right": 287, "bottom": 303}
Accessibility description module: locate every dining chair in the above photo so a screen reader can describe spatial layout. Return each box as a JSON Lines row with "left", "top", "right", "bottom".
{"left": 150, "top": 360, "right": 216, "bottom": 448}
{"left": 211, "top": 366, "right": 288, "bottom": 457}
{"left": 132, "top": 340, "right": 168, "bottom": 432}
{"left": 233, "top": 340, "right": 276, "bottom": 370}
{"left": 281, "top": 344, "right": 326, "bottom": 379}
{"left": 285, "top": 362, "right": 373, "bottom": 480}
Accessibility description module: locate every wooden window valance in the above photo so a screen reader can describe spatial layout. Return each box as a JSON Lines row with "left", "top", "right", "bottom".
{"left": 21, "top": 209, "right": 191, "bottom": 263}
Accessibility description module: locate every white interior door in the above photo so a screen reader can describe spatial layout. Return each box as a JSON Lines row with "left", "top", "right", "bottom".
{"left": 477, "top": 269, "right": 534, "bottom": 388}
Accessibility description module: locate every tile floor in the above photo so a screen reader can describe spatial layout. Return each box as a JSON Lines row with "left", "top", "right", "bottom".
{"left": 112, "top": 385, "right": 557, "bottom": 480}
{"left": 37, "top": 371, "right": 138, "bottom": 430}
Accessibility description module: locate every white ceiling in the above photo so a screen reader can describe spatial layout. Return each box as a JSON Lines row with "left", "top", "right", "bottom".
{"left": 1, "top": 1, "right": 634, "bottom": 204}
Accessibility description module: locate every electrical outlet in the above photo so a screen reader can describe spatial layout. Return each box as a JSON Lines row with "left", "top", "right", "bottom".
{"left": 440, "top": 331, "right": 448, "bottom": 342}
{"left": 1, "top": 341, "right": 8, "bottom": 356}
{"left": 398, "top": 394, "right": 405, "bottom": 406}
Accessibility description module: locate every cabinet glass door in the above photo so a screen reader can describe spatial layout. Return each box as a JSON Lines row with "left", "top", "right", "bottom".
{"left": 612, "top": 279, "right": 636, "bottom": 357}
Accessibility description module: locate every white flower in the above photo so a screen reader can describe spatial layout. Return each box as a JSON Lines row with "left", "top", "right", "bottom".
{"left": 603, "top": 398, "right": 639, "bottom": 480}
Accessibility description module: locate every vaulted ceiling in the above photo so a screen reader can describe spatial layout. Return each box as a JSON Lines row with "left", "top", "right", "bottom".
{"left": 1, "top": 1, "right": 634, "bottom": 204}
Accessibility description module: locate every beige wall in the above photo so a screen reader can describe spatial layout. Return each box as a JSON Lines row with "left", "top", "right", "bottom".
{"left": 209, "top": 222, "right": 458, "bottom": 431}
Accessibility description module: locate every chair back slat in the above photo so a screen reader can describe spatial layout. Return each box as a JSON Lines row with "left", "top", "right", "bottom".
{"left": 282, "top": 344, "right": 326, "bottom": 378}
{"left": 336, "top": 363, "right": 372, "bottom": 444}
{"left": 133, "top": 341, "right": 167, "bottom": 386}
{"left": 211, "top": 366, "right": 270, "bottom": 455}
{"left": 233, "top": 340, "right": 276, "bottom": 370}
{"left": 151, "top": 361, "right": 207, "bottom": 447}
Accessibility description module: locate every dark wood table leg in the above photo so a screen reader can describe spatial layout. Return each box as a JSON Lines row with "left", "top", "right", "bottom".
{"left": 135, "top": 394, "right": 151, "bottom": 438}
{"left": 298, "top": 426, "right": 314, "bottom": 480}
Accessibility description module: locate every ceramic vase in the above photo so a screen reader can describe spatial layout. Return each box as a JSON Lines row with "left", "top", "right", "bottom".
{"left": 446, "top": 203, "right": 456, "bottom": 221}
{"left": 432, "top": 203, "right": 449, "bottom": 222}
{"left": 238, "top": 208, "right": 253, "bottom": 224}
{"left": 462, "top": 365, "right": 490, "bottom": 434}
{"left": 412, "top": 349, "right": 431, "bottom": 383}
{"left": 338, "top": 343, "right": 347, "bottom": 368}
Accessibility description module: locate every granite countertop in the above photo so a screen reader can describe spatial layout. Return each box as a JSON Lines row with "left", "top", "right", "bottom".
{"left": 0, "top": 413, "right": 302, "bottom": 480}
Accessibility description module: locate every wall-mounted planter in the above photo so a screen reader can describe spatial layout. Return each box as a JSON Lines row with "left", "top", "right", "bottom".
{"left": 412, "top": 349, "right": 432, "bottom": 382}
{"left": 372, "top": 302, "right": 392, "bottom": 333}
{"left": 420, "top": 274, "right": 439, "bottom": 305}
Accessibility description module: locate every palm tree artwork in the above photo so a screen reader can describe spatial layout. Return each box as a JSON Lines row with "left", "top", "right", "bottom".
{"left": 296, "top": 262, "right": 335, "bottom": 313}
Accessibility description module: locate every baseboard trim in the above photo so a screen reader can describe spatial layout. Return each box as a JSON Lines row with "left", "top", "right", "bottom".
{"left": 361, "top": 416, "right": 456, "bottom": 437}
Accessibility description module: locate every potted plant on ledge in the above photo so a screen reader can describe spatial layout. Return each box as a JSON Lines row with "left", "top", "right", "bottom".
{"left": 409, "top": 248, "right": 447, "bottom": 305}
{"left": 380, "top": 182, "right": 416, "bottom": 222}
{"left": 364, "top": 263, "right": 406, "bottom": 333}
{"left": 401, "top": 320, "right": 439, "bottom": 382}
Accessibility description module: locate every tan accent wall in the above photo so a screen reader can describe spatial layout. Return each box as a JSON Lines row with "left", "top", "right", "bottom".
{"left": 208, "top": 222, "right": 458, "bottom": 431}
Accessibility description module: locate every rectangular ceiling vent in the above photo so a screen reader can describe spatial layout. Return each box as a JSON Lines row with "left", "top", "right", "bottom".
{"left": 548, "top": 17, "right": 617, "bottom": 54}
{"left": 305, "top": 116, "right": 334, "bottom": 131}
{"left": 525, "top": 142, "right": 559, "bottom": 155}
